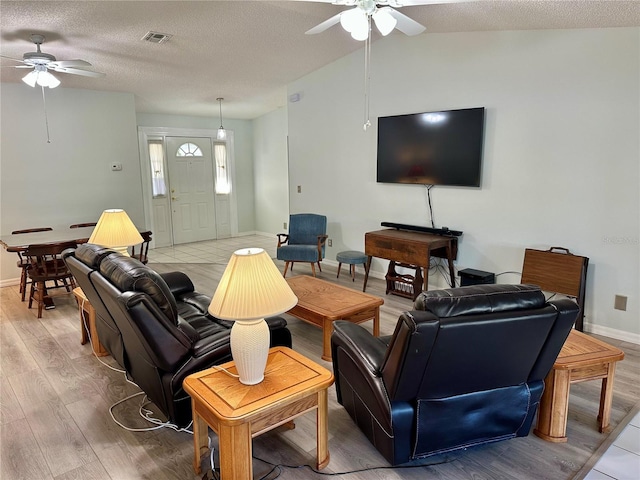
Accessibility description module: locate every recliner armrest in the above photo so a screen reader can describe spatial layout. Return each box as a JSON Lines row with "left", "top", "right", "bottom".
{"left": 331, "top": 321, "right": 388, "bottom": 374}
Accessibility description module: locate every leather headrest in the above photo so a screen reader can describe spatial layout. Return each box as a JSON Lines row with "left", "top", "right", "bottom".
{"left": 73, "top": 243, "right": 118, "bottom": 268}
{"left": 414, "top": 284, "right": 545, "bottom": 318}
{"left": 99, "top": 254, "right": 178, "bottom": 323}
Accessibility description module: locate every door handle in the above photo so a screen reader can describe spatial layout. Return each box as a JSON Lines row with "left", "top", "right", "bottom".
{"left": 172, "top": 196, "right": 178, "bottom": 200}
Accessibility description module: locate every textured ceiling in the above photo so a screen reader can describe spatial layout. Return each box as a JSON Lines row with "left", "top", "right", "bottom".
{"left": 1, "top": 1, "right": 639, "bottom": 119}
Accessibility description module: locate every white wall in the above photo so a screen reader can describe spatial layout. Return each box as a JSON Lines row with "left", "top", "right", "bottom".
{"left": 287, "top": 27, "right": 640, "bottom": 339}
{"left": 0, "top": 84, "right": 142, "bottom": 282}
{"left": 136, "top": 113, "right": 256, "bottom": 233}
{"left": 252, "top": 107, "right": 290, "bottom": 235}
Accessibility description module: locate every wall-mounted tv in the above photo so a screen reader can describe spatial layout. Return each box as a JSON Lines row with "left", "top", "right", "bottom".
{"left": 376, "top": 107, "right": 485, "bottom": 187}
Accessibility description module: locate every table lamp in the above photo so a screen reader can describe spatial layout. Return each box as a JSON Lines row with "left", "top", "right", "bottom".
{"left": 208, "top": 248, "right": 298, "bottom": 385}
{"left": 88, "top": 209, "right": 143, "bottom": 256}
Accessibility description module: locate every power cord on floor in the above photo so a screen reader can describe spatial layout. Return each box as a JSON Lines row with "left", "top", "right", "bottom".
{"left": 251, "top": 452, "right": 458, "bottom": 478}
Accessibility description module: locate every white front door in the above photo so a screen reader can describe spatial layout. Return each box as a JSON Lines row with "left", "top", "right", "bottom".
{"left": 166, "top": 137, "right": 217, "bottom": 244}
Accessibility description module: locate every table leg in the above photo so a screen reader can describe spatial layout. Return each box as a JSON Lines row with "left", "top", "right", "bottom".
{"left": 219, "top": 422, "right": 252, "bottom": 480}
{"left": 363, "top": 256, "right": 372, "bottom": 292}
{"left": 321, "top": 319, "right": 332, "bottom": 361}
{"left": 597, "top": 363, "right": 617, "bottom": 433}
{"left": 373, "top": 308, "right": 380, "bottom": 337}
{"left": 446, "top": 243, "right": 456, "bottom": 288}
{"left": 534, "top": 368, "right": 571, "bottom": 442}
{"left": 316, "top": 389, "right": 330, "bottom": 470}
{"left": 191, "top": 405, "right": 209, "bottom": 475}
{"left": 424, "top": 253, "right": 431, "bottom": 291}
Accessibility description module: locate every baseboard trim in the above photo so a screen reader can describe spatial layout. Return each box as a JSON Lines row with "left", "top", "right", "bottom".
{"left": 584, "top": 323, "right": 640, "bottom": 345}
{"left": 0, "top": 277, "right": 19, "bottom": 288}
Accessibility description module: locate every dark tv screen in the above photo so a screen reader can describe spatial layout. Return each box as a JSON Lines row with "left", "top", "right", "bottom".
{"left": 377, "top": 107, "right": 485, "bottom": 187}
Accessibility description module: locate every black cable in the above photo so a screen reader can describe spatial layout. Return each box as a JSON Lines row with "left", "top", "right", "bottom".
{"left": 425, "top": 184, "right": 435, "bottom": 228}
{"left": 253, "top": 453, "right": 457, "bottom": 477}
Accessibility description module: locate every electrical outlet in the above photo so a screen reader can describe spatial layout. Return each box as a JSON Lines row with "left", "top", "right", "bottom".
{"left": 283, "top": 222, "right": 287, "bottom": 229}
{"left": 614, "top": 295, "right": 627, "bottom": 311}
{"left": 328, "top": 239, "right": 332, "bottom": 247}
{"left": 297, "top": 185, "right": 302, "bottom": 193}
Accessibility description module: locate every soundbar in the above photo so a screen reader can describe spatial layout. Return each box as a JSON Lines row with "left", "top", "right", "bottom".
{"left": 381, "top": 222, "right": 463, "bottom": 237}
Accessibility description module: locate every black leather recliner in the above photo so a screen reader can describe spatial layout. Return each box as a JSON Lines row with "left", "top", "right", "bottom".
{"left": 63, "top": 244, "right": 292, "bottom": 428}
{"left": 330, "top": 284, "right": 578, "bottom": 465}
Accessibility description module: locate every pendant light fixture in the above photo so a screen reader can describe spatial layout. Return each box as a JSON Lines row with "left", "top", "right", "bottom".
{"left": 217, "top": 97, "right": 226, "bottom": 140}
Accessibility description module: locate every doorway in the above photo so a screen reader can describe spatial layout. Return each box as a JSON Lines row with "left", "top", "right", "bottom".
{"left": 138, "top": 127, "right": 237, "bottom": 248}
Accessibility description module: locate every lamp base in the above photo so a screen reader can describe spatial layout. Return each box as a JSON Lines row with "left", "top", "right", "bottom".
{"left": 230, "top": 318, "right": 270, "bottom": 385}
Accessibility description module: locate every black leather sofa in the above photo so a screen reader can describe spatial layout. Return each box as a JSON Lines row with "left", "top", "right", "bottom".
{"left": 330, "top": 284, "right": 578, "bottom": 465}
{"left": 63, "top": 244, "right": 292, "bottom": 428}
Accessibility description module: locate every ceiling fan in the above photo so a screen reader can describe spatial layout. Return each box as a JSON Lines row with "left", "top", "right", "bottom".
{"left": 305, "top": 0, "right": 462, "bottom": 40}
{"left": 1, "top": 34, "right": 104, "bottom": 88}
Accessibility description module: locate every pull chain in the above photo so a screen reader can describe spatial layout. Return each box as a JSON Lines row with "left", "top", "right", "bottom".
{"left": 363, "top": 16, "right": 372, "bottom": 131}
{"left": 41, "top": 85, "right": 51, "bottom": 143}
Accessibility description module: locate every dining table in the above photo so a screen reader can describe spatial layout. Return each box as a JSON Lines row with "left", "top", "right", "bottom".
{"left": 0, "top": 226, "right": 151, "bottom": 309}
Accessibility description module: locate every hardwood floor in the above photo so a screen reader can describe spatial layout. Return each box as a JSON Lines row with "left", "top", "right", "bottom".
{"left": 1, "top": 255, "right": 639, "bottom": 480}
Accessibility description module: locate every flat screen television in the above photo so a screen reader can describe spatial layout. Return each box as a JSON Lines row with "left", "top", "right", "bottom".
{"left": 376, "top": 107, "right": 485, "bottom": 187}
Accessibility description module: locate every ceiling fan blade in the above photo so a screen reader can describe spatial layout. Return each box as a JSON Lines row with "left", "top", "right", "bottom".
{"left": 53, "top": 66, "right": 105, "bottom": 77}
{"left": 0, "top": 54, "right": 25, "bottom": 63}
{"left": 305, "top": 12, "right": 344, "bottom": 35}
{"left": 49, "top": 59, "right": 93, "bottom": 68}
{"left": 388, "top": 8, "right": 426, "bottom": 36}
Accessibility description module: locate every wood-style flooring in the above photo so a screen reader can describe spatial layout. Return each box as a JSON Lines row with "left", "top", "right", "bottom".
{"left": 1, "top": 249, "right": 639, "bottom": 480}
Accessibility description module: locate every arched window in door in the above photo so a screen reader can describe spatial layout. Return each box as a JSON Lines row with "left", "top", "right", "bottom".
{"left": 176, "top": 142, "right": 203, "bottom": 157}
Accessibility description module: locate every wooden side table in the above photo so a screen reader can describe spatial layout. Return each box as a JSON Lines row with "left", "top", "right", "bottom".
{"left": 183, "top": 347, "right": 335, "bottom": 479}
{"left": 534, "top": 330, "right": 625, "bottom": 442}
{"left": 72, "top": 287, "right": 108, "bottom": 357}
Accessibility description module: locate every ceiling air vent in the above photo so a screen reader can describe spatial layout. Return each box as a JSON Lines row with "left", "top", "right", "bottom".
{"left": 142, "top": 31, "right": 172, "bottom": 44}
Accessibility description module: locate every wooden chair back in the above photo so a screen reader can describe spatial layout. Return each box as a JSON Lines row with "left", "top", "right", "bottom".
{"left": 521, "top": 247, "right": 589, "bottom": 331}
{"left": 130, "top": 231, "right": 152, "bottom": 264}
{"left": 12, "top": 227, "right": 53, "bottom": 234}
{"left": 69, "top": 222, "right": 97, "bottom": 229}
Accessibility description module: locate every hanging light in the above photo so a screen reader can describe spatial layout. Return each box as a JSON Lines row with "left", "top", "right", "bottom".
{"left": 217, "top": 97, "right": 226, "bottom": 140}
{"left": 22, "top": 65, "right": 60, "bottom": 89}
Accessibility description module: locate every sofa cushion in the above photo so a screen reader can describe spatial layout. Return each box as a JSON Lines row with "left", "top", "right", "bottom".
{"left": 99, "top": 254, "right": 179, "bottom": 323}
{"left": 414, "top": 284, "right": 545, "bottom": 318}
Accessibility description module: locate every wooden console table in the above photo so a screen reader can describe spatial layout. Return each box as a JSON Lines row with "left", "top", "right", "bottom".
{"left": 363, "top": 229, "right": 457, "bottom": 292}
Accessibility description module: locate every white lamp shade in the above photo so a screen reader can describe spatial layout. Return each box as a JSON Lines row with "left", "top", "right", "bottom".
{"left": 373, "top": 8, "right": 397, "bottom": 36}
{"left": 209, "top": 248, "right": 298, "bottom": 320}
{"left": 22, "top": 68, "right": 60, "bottom": 88}
{"left": 209, "top": 247, "right": 298, "bottom": 385}
{"left": 340, "top": 8, "right": 365, "bottom": 33}
{"left": 88, "top": 209, "right": 143, "bottom": 255}
{"left": 217, "top": 127, "right": 226, "bottom": 140}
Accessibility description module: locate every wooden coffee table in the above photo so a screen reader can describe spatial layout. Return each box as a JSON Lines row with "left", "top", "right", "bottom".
{"left": 183, "top": 347, "right": 334, "bottom": 479}
{"left": 286, "top": 275, "right": 384, "bottom": 361}
{"left": 534, "top": 330, "right": 625, "bottom": 442}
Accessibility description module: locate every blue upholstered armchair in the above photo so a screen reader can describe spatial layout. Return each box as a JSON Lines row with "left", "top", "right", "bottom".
{"left": 276, "top": 214, "right": 328, "bottom": 277}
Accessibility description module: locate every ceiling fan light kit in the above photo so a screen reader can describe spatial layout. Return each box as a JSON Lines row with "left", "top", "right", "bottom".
{"left": 22, "top": 64, "right": 60, "bottom": 88}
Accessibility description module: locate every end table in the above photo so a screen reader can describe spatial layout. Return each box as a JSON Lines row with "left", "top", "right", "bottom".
{"left": 183, "top": 347, "right": 334, "bottom": 479}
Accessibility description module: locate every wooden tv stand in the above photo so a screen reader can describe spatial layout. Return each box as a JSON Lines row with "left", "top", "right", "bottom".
{"left": 363, "top": 228, "right": 457, "bottom": 292}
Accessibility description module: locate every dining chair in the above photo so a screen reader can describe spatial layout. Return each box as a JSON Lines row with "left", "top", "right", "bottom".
{"left": 69, "top": 222, "right": 97, "bottom": 228}
{"left": 25, "top": 240, "right": 78, "bottom": 318}
{"left": 11, "top": 227, "right": 53, "bottom": 301}
{"left": 129, "top": 231, "right": 152, "bottom": 264}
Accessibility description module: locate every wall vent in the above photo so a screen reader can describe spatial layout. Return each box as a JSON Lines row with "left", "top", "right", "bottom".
{"left": 142, "top": 31, "right": 172, "bottom": 44}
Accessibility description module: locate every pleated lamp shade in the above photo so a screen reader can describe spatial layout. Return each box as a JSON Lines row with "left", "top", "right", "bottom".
{"left": 209, "top": 248, "right": 298, "bottom": 384}
{"left": 89, "top": 209, "right": 143, "bottom": 256}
